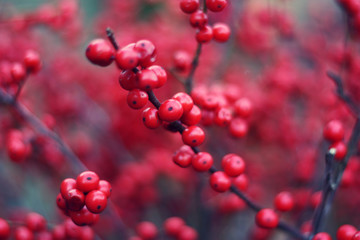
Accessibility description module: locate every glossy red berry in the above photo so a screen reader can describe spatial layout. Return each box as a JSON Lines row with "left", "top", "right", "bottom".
{"left": 137, "top": 69, "right": 159, "bottom": 91}
{"left": 85, "top": 190, "right": 107, "bottom": 214}
{"left": 136, "top": 221, "right": 158, "bottom": 240}
{"left": 159, "top": 99, "right": 184, "bottom": 122}
{"left": 11, "top": 63, "right": 26, "bottom": 83}
{"left": 173, "top": 145, "right": 194, "bottom": 168}
{"left": 25, "top": 212, "right": 46, "bottom": 232}
{"left": 172, "top": 92, "right": 194, "bottom": 113}
{"left": 98, "top": 180, "right": 112, "bottom": 198}
{"left": 274, "top": 191, "right": 294, "bottom": 212}
{"left": 206, "top": 0, "right": 227, "bottom": 12}
{"left": 115, "top": 47, "right": 139, "bottom": 70}
{"left": 177, "top": 226, "right": 198, "bottom": 240}
{"left": 221, "top": 154, "right": 245, "bottom": 177}
{"left": 14, "top": 226, "right": 34, "bottom": 240}
{"left": 234, "top": 98, "right": 253, "bottom": 118}
{"left": 323, "top": 120, "right": 345, "bottom": 142}
{"left": 336, "top": 224, "right": 357, "bottom": 240}
{"left": 24, "top": 50, "right": 41, "bottom": 73}
{"left": 173, "top": 51, "right": 191, "bottom": 72}
{"left": 142, "top": 108, "right": 162, "bottom": 129}
{"left": 190, "top": 10, "right": 208, "bottom": 28}
{"left": 192, "top": 152, "right": 213, "bottom": 172}
{"left": 76, "top": 171, "right": 100, "bottom": 193}
{"left": 65, "top": 189, "right": 85, "bottom": 211}
{"left": 69, "top": 206, "right": 99, "bottom": 226}
{"left": 196, "top": 25, "right": 213, "bottom": 43}
{"left": 182, "top": 126, "right": 205, "bottom": 147}
{"left": 127, "top": 90, "right": 148, "bottom": 109}
{"left": 163, "top": 217, "right": 185, "bottom": 237}
{"left": 255, "top": 209, "right": 279, "bottom": 229}
{"left": 180, "top": 0, "right": 200, "bottom": 14}
{"left": 312, "top": 232, "right": 332, "bottom": 240}
{"left": 330, "top": 141, "right": 347, "bottom": 160}
{"left": 229, "top": 118, "right": 248, "bottom": 138}
{"left": 118, "top": 70, "right": 138, "bottom": 91}
{"left": 353, "top": 231, "right": 360, "bottom": 240}
{"left": 60, "top": 178, "right": 77, "bottom": 199}
{"left": 233, "top": 174, "right": 249, "bottom": 191}
{"left": 213, "top": 23, "right": 231, "bottom": 42}
{"left": 6, "top": 137, "right": 29, "bottom": 163}
{"left": 214, "top": 107, "right": 232, "bottom": 127}
{"left": 210, "top": 171, "right": 231, "bottom": 192}
{"left": 134, "top": 40, "right": 156, "bottom": 67}
{"left": 0, "top": 218, "right": 10, "bottom": 240}
{"left": 85, "top": 39, "right": 114, "bottom": 67}
{"left": 148, "top": 65, "right": 167, "bottom": 88}
{"left": 56, "top": 193, "right": 67, "bottom": 210}
{"left": 181, "top": 105, "right": 202, "bottom": 126}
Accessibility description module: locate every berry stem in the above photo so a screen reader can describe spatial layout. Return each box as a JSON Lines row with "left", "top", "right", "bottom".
{"left": 106, "top": 27, "right": 119, "bottom": 50}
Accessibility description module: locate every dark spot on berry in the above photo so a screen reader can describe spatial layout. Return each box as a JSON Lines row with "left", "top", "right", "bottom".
{"left": 146, "top": 85, "right": 150, "bottom": 89}
{"left": 217, "top": 5, "right": 221, "bottom": 8}
{"left": 129, "top": 59, "right": 134, "bottom": 63}
{"left": 58, "top": 198, "right": 60, "bottom": 202}
{"left": 168, "top": 107, "right": 173, "bottom": 111}
{"left": 214, "top": 184, "right": 218, "bottom": 188}
{"left": 87, "top": 177, "right": 92, "bottom": 180}
{"left": 236, "top": 161, "right": 240, "bottom": 164}
{"left": 143, "top": 117, "right": 146, "bottom": 122}
{"left": 86, "top": 47, "right": 90, "bottom": 52}
{"left": 192, "top": 139, "right": 197, "bottom": 143}
{"left": 110, "top": 188, "right": 112, "bottom": 192}
{"left": 133, "top": 101, "right": 137, "bottom": 105}
{"left": 202, "top": 161, "right": 207, "bottom": 164}
{"left": 97, "top": 205, "right": 101, "bottom": 209}
{"left": 141, "top": 43, "right": 145, "bottom": 47}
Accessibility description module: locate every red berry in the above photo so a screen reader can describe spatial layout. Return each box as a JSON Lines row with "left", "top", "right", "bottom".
{"left": 182, "top": 126, "right": 205, "bottom": 147}
{"left": 229, "top": 118, "right": 248, "bottom": 138}
{"left": 85, "top": 39, "right": 114, "bottom": 67}
{"left": 158, "top": 99, "right": 184, "bottom": 122}
{"left": 323, "top": 120, "right": 345, "bottom": 142}
{"left": 115, "top": 46, "right": 139, "bottom": 70}
{"left": 177, "top": 226, "right": 198, "bottom": 240}
{"left": 14, "top": 226, "right": 34, "bottom": 240}
{"left": 330, "top": 141, "right": 347, "bottom": 160}
{"left": 210, "top": 171, "right": 231, "bottom": 192}
{"left": 11, "top": 63, "right": 26, "bottom": 83}
{"left": 234, "top": 98, "right": 253, "bottom": 118}
{"left": 6, "top": 137, "right": 29, "bottom": 163}
{"left": 206, "top": 0, "right": 227, "bottom": 12}
{"left": 172, "top": 92, "right": 194, "bottom": 113}
{"left": 127, "top": 89, "right": 148, "bottom": 109}
{"left": 221, "top": 154, "right": 245, "bottom": 177}
{"left": 173, "top": 145, "right": 194, "bottom": 168}
{"left": 196, "top": 25, "right": 213, "bottom": 43}
{"left": 65, "top": 189, "right": 85, "bottom": 211}
{"left": 60, "top": 178, "right": 77, "bottom": 199}
{"left": 312, "top": 232, "right": 332, "bottom": 240}
{"left": 76, "top": 171, "right": 100, "bottom": 193}
{"left": 134, "top": 40, "right": 156, "bottom": 67}
{"left": 255, "top": 209, "right": 279, "bottom": 229}
{"left": 85, "top": 190, "right": 107, "bottom": 214}
{"left": 163, "top": 217, "right": 185, "bottom": 237}
{"left": 137, "top": 69, "right": 159, "bottom": 91}
{"left": 213, "top": 23, "right": 231, "bottom": 42}
{"left": 190, "top": 10, "right": 208, "bottom": 28}
{"left": 148, "top": 65, "right": 167, "bottom": 88}
{"left": 0, "top": 218, "right": 10, "bottom": 240}
{"left": 233, "top": 174, "right": 249, "bottom": 191}
{"left": 180, "top": 0, "right": 199, "bottom": 14}
{"left": 56, "top": 193, "right": 67, "bottom": 210}
{"left": 142, "top": 108, "right": 162, "bottom": 129}
{"left": 192, "top": 152, "right": 213, "bottom": 172}
{"left": 353, "top": 231, "right": 360, "bottom": 240}
{"left": 181, "top": 105, "right": 202, "bottom": 126}
{"left": 69, "top": 206, "right": 99, "bottom": 226}
{"left": 136, "top": 221, "right": 158, "bottom": 240}
{"left": 24, "top": 50, "right": 41, "bottom": 73}
{"left": 98, "top": 180, "right": 112, "bottom": 198}
{"left": 118, "top": 70, "right": 138, "bottom": 90}
{"left": 214, "top": 107, "right": 232, "bottom": 127}
{"left": 52, "top": 225, "right": 66, "bottom": 240}
{"left": 173, "top": 51, "right": 191, "bottom": 72}
{"left": 336, "top": 224, "right": 357, "bottom": 240}
{"left": 274, "top": 191, "right": 294, "bottom": 212}
{"left": 25, "top": 212, "right": 46, "bottom": 232}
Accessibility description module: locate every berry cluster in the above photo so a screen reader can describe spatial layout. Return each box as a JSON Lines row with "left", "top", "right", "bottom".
{"left": 57, "top": 171, "right": 112, "bottom": 226}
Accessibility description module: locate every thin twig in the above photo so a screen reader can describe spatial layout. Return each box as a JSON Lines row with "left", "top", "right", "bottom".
{"left": 184, "top": 44, "right": 202, "bottom": 94}
{"left": 106, "top": 27, "right": 119, "bottom": 51}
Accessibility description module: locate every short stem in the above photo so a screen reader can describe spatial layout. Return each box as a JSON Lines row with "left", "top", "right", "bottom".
{"left": 106, "top": 27, "right": 119, "bottom": 50}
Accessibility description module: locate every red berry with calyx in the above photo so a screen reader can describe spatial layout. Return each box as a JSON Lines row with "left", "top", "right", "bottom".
{"left": 163, "top": 217, "right": 185, "bottom": 237}
{"left": 234, "top": 98, "right": 253, "bottom": 118}
{"left": 115, "top": 47, "right": 139, "bottom": 70}
{"left": 98, "top": 180, "right": 112, "bottom": 198}
{"left": 213, "top": 23, "right": 231, "bottom": 42}
{"left": 0, "top": 218, "right": 10, "bottom": 240}
{"left": 233, "top": 174, "right": 249, "bottom": 191}
{"left": 159, "top": 99, "right": 184, "bottom": 122}
{"left": 85, "top": 190, "right": 107, "bottom": 214}
{"left": 65, "top": 189, "right": 85, "bottom": 211}
{"left": 196, "top": 25, "right": 213, "bottom": 43}
{"left": 137, "top": 69, "right": 159, "bottom": 91}
{"left": 192, "top": 152, "right": 213, "bottom": 172}
{"left": 229, "top": 118, "right": 248, "bottom": 138}
{"left": 172, "top": 92, "right": 194, "bottom": 113}
{"left": 214, "top": 107, "right": 232, "bottom": 127}
{"left": 24, "top": 50, "right": 41, "bottom": 73}
{"left": 142, "top": 108, "right": 162, "bottom": 129}
{"left": 178, "top": 226, "right": 198, "bottom": 240}
{"left": 180, "top": 0, "right": 199, "bottom": 13}
{"left": 274, "top": 191, "right": 294, "bottom": 212}
{"left": 312, "top": 232, "right": 332, "bottom": 240}
{"left": 255, "top": 209, "right": 279, "bottom": 229}
{"left": 14, "top": 226, "right": 34, "bottom": 240}
{"left": 206, "top": 0, "right": 227, "bottom": 12}
{"left": 336, "top": 224, "right": 357, "bottom": 240}
{"left": 148, "top": 65, "right": 167, "bottom": 88}
{"left": 127, "top": 90, "right": 148, "bottom": 109}
{"left": 323, "top": 120, "right": 345, "bottom": 142}
{"left": 134, "top": 40, "right": 156, "bottom": 67}
{"left": 190, "top": 10, "right": 208, "bottom": 28}
{"left": 11, "top": 63, "right": 26, "bottom": 83}
{"left": 182, "top": 126, "right": 205, "bottom": 147}
{"left": 181, "top": 105, "right": 202, "bottom": 126}
{"left": 173, "top": 145, "right": 194, "bottom": 168}
{"left": 210, "top": 171, "right": 231, "bottom": 192}
{"left": 221, "top": 154, "right": 245, "bottom": 177}
{"left": 60, "top": 178, "right": 77, "bottom": 198}
{"left": 330, "top": 141, "right": 347, "bottom": 160}
{"left": 26, "top": 212, "right": 46, "bottom": 232}
{"left": 69, "top": 206, "right": 99, "bottom": 226}
{"left": 76, "top": 171, "right": 100, "bottom": 193}
{"left": 119, "top": 70, "right": 138, "bottom": 91}
{"left": 86, "top": 39, "right": 114, "bottom": 67}
{"left": 136, "top": 221, "right": 158, "bottom": 240}
{"left": 173, "top": 51, "right": 191, "bottom": 72}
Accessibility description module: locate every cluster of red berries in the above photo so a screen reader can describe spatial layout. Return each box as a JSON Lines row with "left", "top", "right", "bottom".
{"left": 312, "top": 224, "right": 360, "bottom": 240}
{"left": 180, "top": 0, "right": 230, "bottom": 43}
{"left": 57, "top": 171, "right": 112, "bottom": 226}
{"left": 323, "top": 120, "right": 347, "bottom": 160}
{"left": 130, "top": 217, "right": 198, "bottom": 240}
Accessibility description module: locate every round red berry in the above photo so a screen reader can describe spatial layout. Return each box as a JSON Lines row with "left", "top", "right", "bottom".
{"left": 76, "top": 171, "right": 100, "bottom": 193}
{"left": 274, "top": 191, "right": 294, "bottom": 212}
{"left": 312, "top": 232, "right": 332, "bottom": 240}
{"left": 118, "top": 70, "right": 138, "bottom": 90}
{"left": 336, "top": 224, "right": 357, "bottom": 240}
{"left": 330, "top": 141, "right": 347, "bottom": 160}
{"left": 163, "top": 217, "right": 185, "bottom": 237}
{"left": 196, "top": 25, "right": 213, "bottom": 43}
{"left": 221, "top": 154, "right": 245, "bottom": 177}
{"left": 181, "top": 105, "right": 202, "bottom": 126}
{"left": 229, "top": 118, "right": 248, "bottom": 138}
{"left": 69, "top": 206, "right": 99, "bottom": 226}
{"left": 178, "top": 226, "right": 198, "bottom": 240}
{"left": 148, "top": 65, "right": 167, "bottom": 88}
{"left": 60, "top": 178, "right": 77, "bottom": 198}
{"left": 115, "top": 47, "right": 139, "bottom": 70}
{"left": 85, "top": 190, "right": 107, "bottom": 214}
{"left": 127, "top": 90, "right": 148, "bottom": 109}
{"left": 192, "top": 152, "right": 213, "bottom": 172}
{"left": 214, "top": 107, "right": 232, "bottom": 127}
{"left": 11, "top": 63, "right": 26, "bottom": 83}
{"left": 206, "top": 0, "right": 227, "bottom": 12}
{"left": 255, "top": 209, "right": 279, "bottom": 229}
{"left": 0, "top": 218, "right": 10, "bottom": 240}
{"left": 233, "top": 174, "right": 249, "bottom": 191}
{"left": 210, "top": 171, "right": 231, "bottom": 192}
{"left": 24, "top": 50, "right": 41, "bottom": 73}
{"left": 98, "top": 180, "right": 112, "bottom": 198}
{"left": 234, "top": 98, "right": 253, "bottom": 118}
{"left": 56, "top": 193, "right": 67, "bottom": 210}
{"left": 134, "top": 40, "right": 156, "bottom": 67}
{"left": 190, "top": 10, "right": 208, "bottom": 28}
{"left": 159, "top": 99, "right": 184, "bottom": 122}
{"left": 14, "top": 226, "right": 34, "bottom": 240}
{"left": 173, "top": 145, "right": 194, "bottom": 168}
{"left": 172, "top": 92, "right": 194, "bottom": 113}
{"left": 142, "top": 108, "right": 162, "bottom": 129}
{"left": 173, "top": 51, "right": 191, "bottom": 72}
{"left": 323, "top": 120, "right": 345, "bottom": 142}
{"left": 353, "top": 231, "right": 360, "bottom": 240}
{"left": 136, "top": 221, "right": 158, "bottom": 240}
{"left": 213, "top": 23, "right": 231, "bottom": 42}
{"left": 85, "top": 39, "right": 114, "bottom": 67}
{"left": 137, "top": 69, "right": 159, "bottom": 91}
{"left": 25, "top": 212, "right": 46, "bottom": 232}
{"left": 65, "top": 189, "right": 85, "bottom": 211}
{"left": 182, "top": 126, "right": 205, "bottom": 147}
{"left": 180, "top": 0, "right": 199, "bottom": 14}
